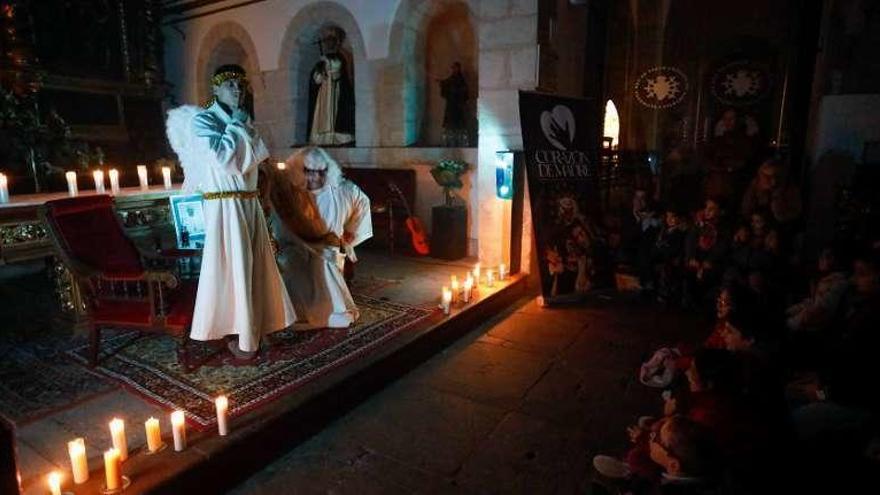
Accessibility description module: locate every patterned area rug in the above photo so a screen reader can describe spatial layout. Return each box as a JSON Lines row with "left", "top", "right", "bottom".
{"left": 67, "top": 295, "right": 435, "bottom": 428}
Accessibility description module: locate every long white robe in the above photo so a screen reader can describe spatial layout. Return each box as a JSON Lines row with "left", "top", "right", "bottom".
{"left": 177, "top": 102, "right": 296, "bottom": 351}
{"left": 273, "top": 180, "right": 371, "bottom": 329}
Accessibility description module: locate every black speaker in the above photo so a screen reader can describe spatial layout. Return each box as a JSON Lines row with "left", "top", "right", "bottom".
{"left": 431, "top": 205, "right": 467, "bottom": 260}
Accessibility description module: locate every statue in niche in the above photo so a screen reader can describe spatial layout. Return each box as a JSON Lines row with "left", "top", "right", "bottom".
{"left": 307, "top": 26, "right": 355, "bottom": 146}
{"left": 437, "top": 62, "right": 469, "bottom": 147}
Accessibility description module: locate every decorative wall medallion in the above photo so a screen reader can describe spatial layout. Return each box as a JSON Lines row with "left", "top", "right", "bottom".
{"left": 711, "top": 60, "right": 770, "bottom": 106}
{"left": 634, "top": 66, "right": 688, "bottom": 109}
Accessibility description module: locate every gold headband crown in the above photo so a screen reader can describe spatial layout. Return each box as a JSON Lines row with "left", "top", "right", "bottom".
{"left": 212, "top": 71, "right": 248, "bottom": 87}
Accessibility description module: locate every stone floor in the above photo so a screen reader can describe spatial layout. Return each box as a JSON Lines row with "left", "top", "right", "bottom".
{"left": 7, "top": 249, "right": 485, "bottom": 494}
{"left": 228, "top": 294, "right": 708, "bottom": 494}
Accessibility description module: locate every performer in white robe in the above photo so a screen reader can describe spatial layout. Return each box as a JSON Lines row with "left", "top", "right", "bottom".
{"left": 269, "top": 147, "right": 371, "bottom": 329}
{"left": 166, "top": 64, "right": 296, "bottom": 359}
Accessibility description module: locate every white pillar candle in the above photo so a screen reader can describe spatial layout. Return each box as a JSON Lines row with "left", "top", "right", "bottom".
{"left": 499, "top": 263, "right": 507, "bottom": 280}
{"left": 109, "top": 418, "right": 128, "bottom": 461}
{"left": 103, "top": 447, "right": 122, "bottom": 491}
{"left": 109, "top": 169, "right": 120, "bottom": 195}
{"left": 171, "top": 410, "right": 186, "bottom": 451}
{"left": 473, "top": 263, "right": 481, "bottom": 284}
{"left": 47, "top": 471, "right": 62, "bottom": 495}
{"left": 450, "top": 276, "right": 459, "bottom": 304}
{"left": 486, "top": 269, "right": 496, "bottom": 288}
{"left": 137, "top": 165, "right": 149, "bottom": 190}
{"left": 276, "top": 162, "right": 286, "bottom": 170}
{"left": 93, "top": 170, "right": 105, "bottom": 194}
{"left": 0, "top": 173, "right": 8, "bottom": 204}
{"left": 145, "top": 417, "right": 162, "bottom": 453}
{"left": 441, "top": 286, "right": 452, "bottom": 315}
{"left": 65, "top": 171, "right": 78, "bottom": 197}
{"left": 215, "top": 395, "right": 229, "bottom": 436}
{"left": 162, "top": 166, "right": 172, "bottom": 189}
{"left": 67, "top": 437, "right": 88, "bottom": 484}
{"left": 463, "top": 275, "right": 473, "bottom": 303}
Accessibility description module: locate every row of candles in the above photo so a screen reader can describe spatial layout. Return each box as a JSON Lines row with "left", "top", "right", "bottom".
{"left": 0, "top": 166, "right": 173, "bottom": 204}
{"left": 46, "top": 396, "right": 229, "bottom": 494}
{"left": 440, "top": 262, "right": 508, "bottom": 314}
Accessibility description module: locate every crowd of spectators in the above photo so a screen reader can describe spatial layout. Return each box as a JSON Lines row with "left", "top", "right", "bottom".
{"left": 590, "top": 155, "right": 880, "bottom": 494}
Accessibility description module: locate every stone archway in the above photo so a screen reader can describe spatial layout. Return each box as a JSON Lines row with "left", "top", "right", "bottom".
{"left": 276, "top": 2, "right": 368, "bottom": 147}
{"left": 387, "top": 0, "right": 479, "bottom": 146}
{"left": 195, "top": 21, "right": 262, "bottom": 108}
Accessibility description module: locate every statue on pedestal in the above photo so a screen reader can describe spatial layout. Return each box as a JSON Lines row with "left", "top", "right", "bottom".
{"left": 307, "top": 27, "right": 355, "bottom": 146}
{"left": 437, "top": 62, "right": 469, "bottom": 147}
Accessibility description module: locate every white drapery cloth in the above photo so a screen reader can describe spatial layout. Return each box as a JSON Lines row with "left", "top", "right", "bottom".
{"left": 170, "top": 102, "right": 296, "bottom": 351}
{"left": 272, "top": 180, "right": 371, "bottom": 329}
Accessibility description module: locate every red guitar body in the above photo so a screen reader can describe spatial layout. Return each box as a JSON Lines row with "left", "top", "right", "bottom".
{"left": 405, "top": 216, "right": 430, "bottom": 255}
{"left": 388, "top": 181, "right": 430, "bottom": 256}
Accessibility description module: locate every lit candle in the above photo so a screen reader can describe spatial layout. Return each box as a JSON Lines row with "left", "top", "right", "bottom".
{"left": 65, "top": 171, "right": 78, "bottom": 197}
{"left": 441, "top": 286, "right": 452, "bottom": 315}
{"left": 109, "top": 169, "right": 120, "bottom": 195}
{"left": 47, "top": 471, "right": 62, "bottom": 495}
{"left": 137, "top": 165, "right": 149, "bottom": 190}
{"left": 162, "top": 166, "right": 172, "bottom": 189}
{"left": 276, "top": 161, "right": 286, "bottom": 170}
{"left": 171, "top": 410, "right": 186, "bottom": 451}
{"left": 450, "top": 276, "right": 459, "bottom": 304}
{"left": 145, "top": 417, "right": 162, "bottom": 453}
{"left": 67, "top": 437, "right": 88, "bottom": 484}
{"left": 103, "top": 447, "right": 122, "bottom": 491}
{"left": 499, "top": 263, "right": 507, "bottom": 280}
{"left": 473, "top": 263, "right": 481, "bottom": 284}
{"left": 463, "top": 275, "right": 473, "bottom": 303}
{"left": 486, "top": 269, "right": 496, "bottom": 288}
{"left": 215, "top": 395, "right": 229, "bottom": 436}
{"left": 109, "top": 418, "right": 128, "bottom": 461}
{"left": 0, "top": 173, "right": 8, "bottom": 204}
{"left": 93, "top": 170, "right": 105, "bottom": 194}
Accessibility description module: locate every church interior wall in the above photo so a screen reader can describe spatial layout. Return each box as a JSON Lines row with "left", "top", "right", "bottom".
{"left": 162, "top": 0, "right": 539, "bottom": 266}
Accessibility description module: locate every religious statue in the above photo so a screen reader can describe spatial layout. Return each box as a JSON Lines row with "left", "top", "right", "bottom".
{"left": 307, "top": 26, "right": 355, "bottom": 146}
{"left": 437, "top": 62, "right": 469, "bottom": 147}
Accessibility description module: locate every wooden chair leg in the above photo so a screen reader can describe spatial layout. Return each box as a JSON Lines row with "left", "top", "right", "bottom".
{"left": 89, "top": 325, "right": 101, "bottom": 367}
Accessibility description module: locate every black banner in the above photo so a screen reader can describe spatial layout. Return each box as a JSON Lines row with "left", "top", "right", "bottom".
{"left": 519, "top": 91, "right": 606, "bottom": 303}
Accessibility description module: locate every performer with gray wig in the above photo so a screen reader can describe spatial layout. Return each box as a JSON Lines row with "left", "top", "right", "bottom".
{"left": 268, "top": 146, "right": 371, "bottom": 329}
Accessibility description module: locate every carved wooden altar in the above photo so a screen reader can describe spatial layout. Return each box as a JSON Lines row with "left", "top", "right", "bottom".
{"left": 0, "top": 187, "right": 180, "bottom": 313}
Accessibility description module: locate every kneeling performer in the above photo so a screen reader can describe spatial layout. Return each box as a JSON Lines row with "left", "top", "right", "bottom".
{"left": 270, "top": 147, "right": 372, "bottom": 329}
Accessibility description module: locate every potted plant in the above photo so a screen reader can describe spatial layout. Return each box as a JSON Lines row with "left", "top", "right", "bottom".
{"left": 429, "top": 159, "right": 470, "bottom": 260}
{"left": 430, "top": 158, "right": 469, "bottom": 206}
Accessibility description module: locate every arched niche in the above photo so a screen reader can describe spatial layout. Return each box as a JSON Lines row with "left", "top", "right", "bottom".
{"left": 422, "top": 3, "right": 477, "bottom": 147}
{"left": 388, "top": 0, "right": 479, "bottom": 147}
{"left": 195, "top": 21, "right": 261, "bottom": 112}
{"left": 277, "top": 2, "right": 367, "bottom": 147}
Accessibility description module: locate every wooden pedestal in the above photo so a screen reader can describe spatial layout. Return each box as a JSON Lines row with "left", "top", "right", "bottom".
{"left": 431, "top": 205, "right": 467, "bottom": 260}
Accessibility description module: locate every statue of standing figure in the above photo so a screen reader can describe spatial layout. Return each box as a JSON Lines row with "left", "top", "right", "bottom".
{"left": 307, "top": 26, "right": 355, "bottom": 146}
{"left": 437, "top": 62, "right": 469, "bottom": 147}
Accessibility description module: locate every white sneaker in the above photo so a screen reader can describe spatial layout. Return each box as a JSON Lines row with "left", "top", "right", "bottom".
{"left": 593, "top": 455, "right": 632, "bottom": 479}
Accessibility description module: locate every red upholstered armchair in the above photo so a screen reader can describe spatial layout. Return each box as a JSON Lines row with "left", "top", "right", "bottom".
{"left": 40, "top": 195, "right": 198, "bottom": 370}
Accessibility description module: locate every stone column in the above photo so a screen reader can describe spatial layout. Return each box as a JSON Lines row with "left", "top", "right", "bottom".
{"left": 476, "top": 0, "right": 538, "bottom": 268}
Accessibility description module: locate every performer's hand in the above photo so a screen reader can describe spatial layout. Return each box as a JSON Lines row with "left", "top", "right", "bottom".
{"left": 342, "top": 231, "right": 354, "bottom": 244}
{"left": 232, "top": 108, "right": 249, "bottom": 123}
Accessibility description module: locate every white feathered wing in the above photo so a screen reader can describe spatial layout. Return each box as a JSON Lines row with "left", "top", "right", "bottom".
{"left": 165, "top": 105, "right": 203, "bottom": 192}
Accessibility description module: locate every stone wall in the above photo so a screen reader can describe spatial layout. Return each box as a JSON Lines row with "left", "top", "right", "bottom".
{"left": 162, "top": 0, "right": 539, "bottom": 267}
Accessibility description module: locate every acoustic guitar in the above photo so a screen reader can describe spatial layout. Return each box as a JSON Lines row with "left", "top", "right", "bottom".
{"left": 387, "top": 181, "right": 430, "bottom": 255}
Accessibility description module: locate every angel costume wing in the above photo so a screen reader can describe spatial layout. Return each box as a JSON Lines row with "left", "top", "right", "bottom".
{"left": 165, "top": 105, "right": 203, "bottom": 192}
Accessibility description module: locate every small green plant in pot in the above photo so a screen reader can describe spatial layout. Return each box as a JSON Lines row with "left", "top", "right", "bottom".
{"left": 430, "top": 159, "right": 470, "bottom": 207}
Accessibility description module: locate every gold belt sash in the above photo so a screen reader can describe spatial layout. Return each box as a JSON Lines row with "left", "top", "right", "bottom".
{"left": 202, "top": 190, "right": 259, "bottom": 200}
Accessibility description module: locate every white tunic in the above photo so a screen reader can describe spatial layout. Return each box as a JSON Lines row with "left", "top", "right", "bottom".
{"left": 180, "top": 103, "right": 296, "bottom": 351}
{"left": 273, "top": 180, "right": 371, "bottom": 329}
